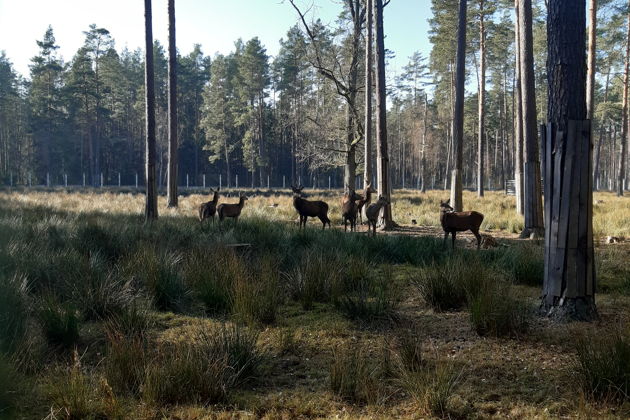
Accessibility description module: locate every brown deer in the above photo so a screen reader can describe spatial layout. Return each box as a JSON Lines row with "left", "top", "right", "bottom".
{"left": 365, "top": 195, "right": 390, "bottom": 237}
{"left": 291, "top": 185, "right": 331, "bottom": 230}
{"left": 217, "top": 194, "right": 248, "bottom": 223}
{"left": 357, "top": 181, "right": 376, "bottom": 224}
{"left": 341, "top": 189, "right": 364, "bottom": 232}
{"left": 198, "top": 188, "right": 220, "bottom": 224}
{"left": 440, "top": 199, "right": 484, "bottom": 250}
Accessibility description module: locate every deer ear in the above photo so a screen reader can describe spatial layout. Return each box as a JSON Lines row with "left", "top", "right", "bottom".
{"left": 446, "top": 199, "right": 450, "bottom": 204}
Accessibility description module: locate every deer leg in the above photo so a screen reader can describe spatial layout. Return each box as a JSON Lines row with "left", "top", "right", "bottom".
{"left": 451, "top": 231, "right": 456, "bottom": 250}
{"left": 443, "top": 231, "right": 449, "bottom": 248}
{"left": 473, "top": 230, "right": 481, "bottom": 250}
{"left": 344, "top": 217, "right": 348, "bottom": 232}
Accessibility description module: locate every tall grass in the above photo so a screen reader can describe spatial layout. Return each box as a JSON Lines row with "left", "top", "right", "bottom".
{"left": 0, "top": 273, "right": 29, "bottom": 353}
{"left": 232, "top": 256, "right": 281, "bottom": 325}
{"left": 329, "top": 345, "right": 380, "bottom": 403}
{"left": 37, "top": 294, "right": 80, "bottom": 348}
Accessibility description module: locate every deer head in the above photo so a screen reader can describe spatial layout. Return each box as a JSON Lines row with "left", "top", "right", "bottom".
{"left": 440, "top": 199, "right": 453, "bottom": 213}
{"left": 365, "top": 181, "right": 376, "bottom": 194}
{"left": 376, "top": 195, "right": 390, "bottom": 205}
{"left": 291, "top": 185, "right": 305, "bottom": 198}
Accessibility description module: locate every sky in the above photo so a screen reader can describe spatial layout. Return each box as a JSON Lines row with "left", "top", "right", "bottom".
{"left": 0, "top": 0, "right": 433, "bottom": 79}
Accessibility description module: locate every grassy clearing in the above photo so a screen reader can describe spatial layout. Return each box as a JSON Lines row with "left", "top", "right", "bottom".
{"left": 0, "top": 189, "right": 629, "bottom": 418}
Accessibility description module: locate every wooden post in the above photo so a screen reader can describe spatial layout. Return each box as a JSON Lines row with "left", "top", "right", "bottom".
{"left": 118, "top": 172, "right": 121, "bottom": 187}
{"left": 283, "top": 175, "right": 286, "bottom": 189}
{"left": 135, "top": 173, "right": 138, "bottom": 188}
{"left": 219, "top": 174, "right": 222, "bottom": 190}
{"left": 47, "top": 173, "right": 50, "bottom": 187}
{"left": 203, "top": 174, "right": 206, "bottom": 188}
{"left": 100, "top": 172, "right": 104, "bottom": 188}
{"left": 186, "top": 173, "right": 189, "bottom": 188}
{"left": 83, "top": 173, "right": 86, "bottom": 187}
{"left": 235, "top": 174, "right": 238, "bottom": 189}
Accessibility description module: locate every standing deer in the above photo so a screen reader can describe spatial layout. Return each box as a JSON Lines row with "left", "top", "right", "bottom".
{"left": 357, "top": 181, "right": 376, "bottom": 224}
{"left": 217, "top": 194, "right": 248, "bottom": 223}
{"left": 341, "top": 189, "right": 364, "bottom": 232}
{"left": 365, "top": 195, "right": 390, "bottom": 237}
{"left": 198, "top": 188, "right": 220, "bottom": 224}
{"left": 440, "top": 199, "right": 484, "bottom": 250}
{"left": 291, "top": 185, "right": 331, "bottom": 230}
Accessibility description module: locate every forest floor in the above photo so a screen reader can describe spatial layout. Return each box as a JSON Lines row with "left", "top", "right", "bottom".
{"left": 1, "top": 188, "right": 629, "bottom": 419}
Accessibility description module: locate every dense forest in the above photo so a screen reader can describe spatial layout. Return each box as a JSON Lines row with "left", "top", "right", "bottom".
{"left": 0, "top": 0, "right": 628, "bottom": 192}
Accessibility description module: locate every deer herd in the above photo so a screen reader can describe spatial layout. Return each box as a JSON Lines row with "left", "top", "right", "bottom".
{"left": 198, "top": 185, "right": 486, "bottom": 249}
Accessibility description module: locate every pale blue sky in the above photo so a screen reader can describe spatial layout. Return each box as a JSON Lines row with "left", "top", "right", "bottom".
{"left": 0, "top": 0, "right": 432, "bottom": 78}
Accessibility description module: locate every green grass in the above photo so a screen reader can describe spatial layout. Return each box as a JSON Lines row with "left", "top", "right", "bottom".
{"left": 0, "top": 273, "right": 29, "bottom": 353}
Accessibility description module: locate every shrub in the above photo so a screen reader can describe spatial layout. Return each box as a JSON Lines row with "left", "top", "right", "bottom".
{"left": 576, "top": 331, "right": 630, "bottom": 403}
{"left": 37, "top": 295, "right": 80, "bottom": 348}
{"left": 334, "top": 264, "right": 400, "bottom": 321}
{"left": 284, "top": 251, "right": 341, "bottom": 309}
{"left": 72, "top": 253, "right": 136, "bottom": 320}
{"left": 135, "top": 249, "right": 190, "bottom": 313}
{"left": 232, "top": 256, "right": 281, "bottom": 325}
{"left": 0, "top": 273, "right": 29, "bottom": 353}
{"left": 468, "top": 282, "right": 530, "bottom": 337}
{"left": 329, "top": 345, "right": 380, "bottom": 403}
{"left": 184, "top": 248, "right": 241, "bottom": 314}
{"left": 412, "top": 261, "right": 468, "bottom": 312}
{"left": 143, "top": 324, "right": 260, "bottom": 405}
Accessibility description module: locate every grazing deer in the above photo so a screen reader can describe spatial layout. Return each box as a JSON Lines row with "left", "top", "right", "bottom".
{"left": 198, "top": 188, "right": 220, "bottom": 224}
{"left": 357, "top": 181, "right": 376, "bottom": 224}
{"left": 341, "top": 189, "right": 364, "bottom": 232}
{"left": 365, "top": 195, "right": 390, "bottom": 237}
{"left": 217, "top": 194, "right": 248, "bottom": 223}
{"left": 291, "top": 185, "right": 331, "bottom": 230}
{"left": 439, "top": 199, "right": 484, "bottom": 250}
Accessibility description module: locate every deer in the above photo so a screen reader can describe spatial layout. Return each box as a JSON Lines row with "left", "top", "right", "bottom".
{"left": 291, "top": 185, "right": 331, "bottom": 230}
{"left": 198, "top": 188, "right": 220, "bottom": 224}
{"left": 365, "top": 195, "right": 390, "bottom": 237}
{"left": 217, "top": 194, "right": 248, "bottom": 223}
{"left": 357, "top": 181, "right": 376, "bottom": 224}
{"left": 439, "top": 199, "right": 484, "bottom": 250}
{"left": 341, "top": 189, "right": 364, "bottom": 232}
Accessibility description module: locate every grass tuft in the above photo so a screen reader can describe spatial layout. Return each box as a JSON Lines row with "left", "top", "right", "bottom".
{"left": 37, "top": 294, "right": 80, "bottom": 348}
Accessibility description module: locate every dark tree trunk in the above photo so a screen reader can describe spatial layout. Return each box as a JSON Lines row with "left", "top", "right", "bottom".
{"left": 144, "top": 0, "right": 158, "bottom": 220}
{"left": 514, "top": 0, "right": 524, "bottom": 214}
{"left": 450, "top": 0, "right": 467, "bottom": 212}
{"left": 477, "top": 0, "right": 486, "bottom": 197}
{"left": 374, "top": 0, "right": 393, "bottom": 227}
{"left": 519, "top": 0, "right": 544, "bottom": 238}
{"left": 364, "top": 0, "right": 373, "bottom": 190}
{"left": 542, "top": 0, "right": 597, "bottom": 321}
{"left": 167, "top": 0, "right": 178, "bottom": 207}
{"left": 618, "top": 11, "right": 629, "bottom": 196}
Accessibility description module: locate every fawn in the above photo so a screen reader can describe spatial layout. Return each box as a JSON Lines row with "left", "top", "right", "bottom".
{"left": 365, "top": 195, "right": 390, "bottom": 237}
{"left": 217, "top": 194, "right": 248, "bottom": 223}
{"left": 341, "top": 189, "right": 364, "bottom": 232}
{"left": 291, "top": 185, "right": 331, "bottom": 230}
{"left": 439, "top": 199, "right": 484, "bottom": 250}
{"left": 198, "top": 188, "right": 220, "bottom": 223}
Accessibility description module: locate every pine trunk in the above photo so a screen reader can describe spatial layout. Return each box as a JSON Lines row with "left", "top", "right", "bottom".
{"left": 450, "top": 0, "right": 467, "bottom": 212}
{"left": 144, "top": 0, "right": 158, "bottom": 220}
{"left": 364, "top": 0, "right": 373, "bottom": 190}
{"left": 519, "top": 0, "right": 544, "bottom": 238}
{"left": 542, "top": 0, "right": 597, "bottom": 321}
{"left": 167, "top": 0, "right": 178, "bottom": 207}
{"left": 618, "top": 12, "right": 630, "bottom": 196}
{"left": 478, "top": 0, "right": 486, "bottom": 197}
{"left": 374, "top": 0, "right": 393, "bottom": 227}
{"left": 514, "top": 0, "right": 524, "bottom": 215}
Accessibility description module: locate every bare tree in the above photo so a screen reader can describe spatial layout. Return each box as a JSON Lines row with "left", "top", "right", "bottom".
{"left": 144, "top": 0, "right": 158, "bottom": 220}
{"left": 450, "top": 0, "right": 467, "bottom": 212}
{"left": 167, "top": 0, "right": 178, "bottom": 207}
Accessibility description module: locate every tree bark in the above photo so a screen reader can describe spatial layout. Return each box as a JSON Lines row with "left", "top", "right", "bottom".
{"left": 542, "top": 0, "right": 597, "bottom": 321}
{"left": 593, "top": 68, "right": 609, "bottom": 190}
{"left": 519, "top": 0, "right": 544, "bottom": 238}
{"left": 145, "top": 0, "right": 158, "bottom": 220}
{"left": 514, "top": 0, "right": 524, "bottom": 215}
{"left": 477, "top": 0, "right": 486, "bottom": 197}
{"left": 450, "top": 0, "right": 467, "bottom": 212}
{"left": 421, "top": 94, "right": 428, "bottom": 193}
{"left": 364, "top": 0, "right": 373, "bottom": 190}
{"left": 618, "top": 11, "right": 629, "bottom": 196}
{"left": 167, "top": 0, "right": 178, "bottom": 207}
{"left": 374, "top": 0, "right": 393, "bottom": 228}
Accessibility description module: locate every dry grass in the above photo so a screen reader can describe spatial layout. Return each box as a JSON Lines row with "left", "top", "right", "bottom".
{"left": 2, "top": 187, "right": 630, "bottom": 419}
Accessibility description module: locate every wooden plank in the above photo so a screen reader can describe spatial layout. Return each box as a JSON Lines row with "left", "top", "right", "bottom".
{"left": 577, "top": 121, "right": 591, "bottom": 297}
{"left": 565, "top": 121, "right": 585, "bottom": 298}
{"left": 543, "top": 124, "right": 552, "bottom": 298}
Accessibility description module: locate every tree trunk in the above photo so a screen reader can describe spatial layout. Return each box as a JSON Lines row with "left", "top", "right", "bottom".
{"left": 364, "top": 0, "right": 373, "bottom": 190}
{"left": 542, "top": 0, "right": 597, "bottom": 321}
{"left": 144, "top": 0, "right": 158, "bottom": 220}
{"left": 519, "top": 0, "right": 544, "bottom": 238}
{"left": 618, "top": 11, "right": 630, "bottom": 196}
{"left": 593, "top": 68, "right": 610, "bottom": 190}
{"left": 450, "top": 0, "right": 467, "bottom": 212}
{"left": 477, "top": 0, "right": 486, "bottom": 197}
{"left": 167, "top": 0, "right": 178, "bottom": 207}
{"left": 374, "top": 0, "right": 393, "bottom": 227}
{"left": 421, "top": 94, "right": 428, "bottom": 193}
{"left": 514, "top": 0, "right": 524, "bottom": 215}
